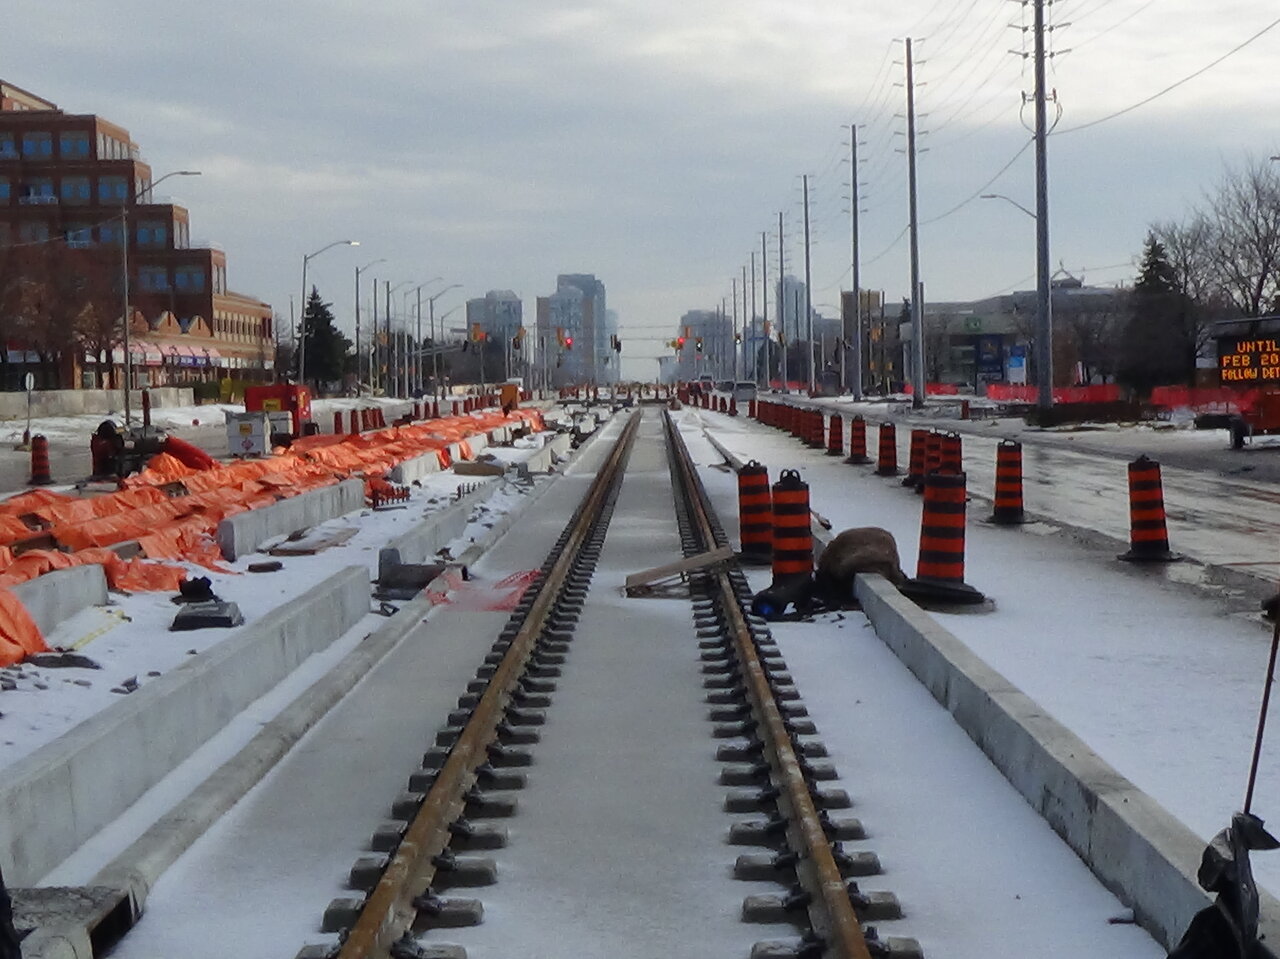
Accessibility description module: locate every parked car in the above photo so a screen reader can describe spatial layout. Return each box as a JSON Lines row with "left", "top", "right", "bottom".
{"left": 732, "top": 381, "right": 758, "bottom": 402}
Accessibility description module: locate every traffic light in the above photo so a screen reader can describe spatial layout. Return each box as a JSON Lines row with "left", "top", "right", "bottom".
{"left": 695, "top": 337, "right": 704, "bottom": 354}
{"left": 565, "top": 336, "right": 573, "bottom": 350}
{"left": 677, "top": 336, "right": 686, "bottom": 350}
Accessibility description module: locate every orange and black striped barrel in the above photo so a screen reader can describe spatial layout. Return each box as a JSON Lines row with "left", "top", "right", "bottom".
{"left": 1120, "top": 455, "right": 1174, "bottom": 561}
{"left": 924, "top": 431, "right": 943, "bottom": 480}
{"left": 350, "top": 410, "right": 360, "bottom": 434}
{"left": 845, "top": 416, "right": 871, "bottom": 464}
{"left": 28, "top": 435, "right": 52, "bottom": 485}
{"left": 991, "top": 440, "right": 1025, "bottom": 525}
{"left": 738, "top": 460, "right": 772, "bottom": 564}
{"left": 942, "top": 432, "right": 962, "bottom": 474}
{"left": 916, "top": 471, "right": 969, "bottom": 584}
{"left": 806, "top": 409, "right": 825, "bottom": 449}
{"left": 904, "top": 428, "right": 928, "bottom": 488}
{"left": 432, "top": 400, "right": 441, "bottom": 418}
{"left": 826, "top": 413, "right": 844, "bottom": 455}
{"left": 771, "top": 469, "right": 813, "bottom": 583}
{"left": 875, "top": 422, "right": 899, "bottom": 475}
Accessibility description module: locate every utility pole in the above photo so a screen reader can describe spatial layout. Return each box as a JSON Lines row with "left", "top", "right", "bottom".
{"left": 802, "top": 173, "right": 814, "bottom": 394}
{"left": 384, "top": 280, "right": 391, "bottom": 396}
{"left": 731, "top": 277, "right": 739, "bottom": 380}
{"left": 778, "top": 212, "right": 787, "bottom": 392}
{"left": 760, "top": 232, "right": 768, "bottom": 387}
{"left": 849, "top": 123, "right": 864, "bottom": 400}
{"left": 741, "top": 264, "right": 748, "bottom": 381}
{"left": 905, "top": 37, "right": 926, "bottom": 409}
{"left": 1033, "top": 0, "right": 1054, "bottom": 408}
{"left": 749, "top": 253, "right": 757, "bottom": 384}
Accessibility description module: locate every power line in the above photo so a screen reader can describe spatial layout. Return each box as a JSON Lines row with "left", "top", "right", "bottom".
{"left": 920, "top": 136, "right": 1033, "bottom": 225}
{"left": 1055, "top": 14, "right": 1280, "bottom": 135}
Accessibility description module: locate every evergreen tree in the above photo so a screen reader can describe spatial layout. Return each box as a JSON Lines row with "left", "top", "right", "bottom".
{"left": 299, "top": 287, "right": 351, "bottom": 388}
{"left": 1117, "top": 234, "right": 1194, "bottom": 395}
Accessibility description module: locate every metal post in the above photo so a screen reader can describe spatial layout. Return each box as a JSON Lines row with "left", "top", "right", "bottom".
{"left": 120, "top": 198, "right": 132, "bottom": 425}
{"left": 355, "top": 267, "right": 362, "bottom": 391}
{"left": 299, "top": 259, "right": 309, "bottom": 385}
{"left": 778, "top": 212, "right": 787, "bottom": 392}
{"left": 1033, "top": 0, "right": 1054, "bottom": 409}
{"left": 906, "top": 38, "right": 926, "bottom": 408}
{"left": 803, "top": 173, "right": 814, "bottom": 394}
{"left": 850, "top": 123, "right": 864, "bottom": 401}
{"left": 430, "top": 296, "right": 438, "bottom": 400}
{"left": 760, "top": 231, "right": 768, "bottom": 388}
{"left": 742, "top": 264, "right": 748, "bottom": 381}
{"left": 750, "top": 252, "right": 758, "bottom": 384}
{"left": 416, "top": 288, "right": 423, "bottom": 396}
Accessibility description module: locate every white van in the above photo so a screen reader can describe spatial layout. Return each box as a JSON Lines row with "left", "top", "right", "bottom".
{"left": 732, "top": 381, "right": 758, "bottom": 402}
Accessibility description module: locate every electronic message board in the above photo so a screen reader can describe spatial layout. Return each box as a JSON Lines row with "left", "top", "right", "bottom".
{"left": 1219, "top": 336, "right": 1280, "bottom": 383}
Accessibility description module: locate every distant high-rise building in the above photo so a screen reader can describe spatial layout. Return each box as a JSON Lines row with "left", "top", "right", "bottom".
{"left": 776, "top": 275, "right": 811, "bottom": 343}
{"left": 466, "top": 289, "right": 524, "bottom": 382}
{"left": 534, "top": 273, "right": 612, "bottom": 386}
{"left": 0, "top": 79, "right": 273, "bottom": 390}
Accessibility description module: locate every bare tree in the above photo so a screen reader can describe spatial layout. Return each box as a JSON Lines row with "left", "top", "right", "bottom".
{"left": 1203, "top": 157, "right": 1280, "bottom": 317}
{"left": 1056, "top": 293, "right": 1127, "bottom": 384}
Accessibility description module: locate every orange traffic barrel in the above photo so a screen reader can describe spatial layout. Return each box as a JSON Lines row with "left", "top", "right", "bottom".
{"left": 1120, "top": 455, "right": 1176, "bottom": 562}
{"left": 901, "top": 471, "right": 986, "bottom": 605}
{"left": 875, "top": 422, "right": 899, "bottom": 476}
{"left": 737, "top": 460, "right": 772, "bottom": 565}
{"left": 333, "top": 412, "right": 343, "bottom": 434}
{"left": 729, "top": 396, "right": 738, "bottom": 416}
{"left": 924, "top": 431, "right": 943, "bottom": 480}
{"left": 350, "top": 410, "right": 360, "bottom": 434}
{"left": 845, "top": 416, "right": 871, "bottom": 464}
{"left": 432, "top": 400, "right": 441, "bottom": 418}
{"left": 904, "top": 428, "right": 928, "bottom": 488}
{"left": 942, "top": 432, "right": 962, "bottom": 474}
{"left": 770, "top": 469, "right": 814, "bottom": 585}
{"left": 28, "top": 434, "right": 52, "bottom": 485}
{"left": 826, "top": 413, "right": 843, "bottom": 456}
{"left": 991, "top": 440, "right": 1025, "bottom": 525}
{"left": 806, "top": 409, "right": 825, "bottom": 449}
{"left": 749, "top": 398, "right": 757, "bottom": 420}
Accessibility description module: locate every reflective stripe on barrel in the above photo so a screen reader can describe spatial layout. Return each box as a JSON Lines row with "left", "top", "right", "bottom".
{"left": 875, "top": 422, "right": 899, "bottom": 475}
{"left": 808, "top": 409, "right": 826, "bottom": 448}
{"left": 917, "top": 471, "right": 968, "bottom": 583}
{"left": 992, "top": 440, "right": 1024, "bottom": 524}
{"left": 738, "top": 460, "right": 772, "bottom": 561}
{"left": 771, "top": 469, "right": 813, "bottom": 581}
{"left": 1126, "top": 455, "right": 1170, "bottom": 554}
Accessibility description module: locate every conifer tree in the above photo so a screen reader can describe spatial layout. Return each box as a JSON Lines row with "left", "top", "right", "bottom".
{"left": 299, "top": 286, "right": 351, "bottom": 388}
{"left": 1118, "top": 234, "right": 1194, "bottom": 394}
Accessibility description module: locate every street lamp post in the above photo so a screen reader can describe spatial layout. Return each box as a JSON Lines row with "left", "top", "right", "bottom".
{"left": 121, "top": 169, "right": 200, "bottom": 428}
{"left": 410, "top": 277, "right": 443, "bottom": 396}
{"left": 355, "top": 258, "right": 386, "bottom": 393}
{"left": 298, "top": 239, "right": 359, "bottom": 386}
{"left": 427, "top": 284, "right": 462, "bottom": 399}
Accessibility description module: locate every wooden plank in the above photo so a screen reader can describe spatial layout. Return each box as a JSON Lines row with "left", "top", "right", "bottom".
{"left": 624, "top": 545, "right": 733, "bottom": 596}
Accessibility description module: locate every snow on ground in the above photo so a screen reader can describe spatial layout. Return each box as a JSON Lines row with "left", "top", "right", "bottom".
{"left": 0, "top": 429, "right": 567, "bottom": 772}
{"left": 682, "top": 406, "right": 1280, "bottom": 904}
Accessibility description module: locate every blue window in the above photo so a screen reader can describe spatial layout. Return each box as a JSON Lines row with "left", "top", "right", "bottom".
{"left": 138, "top": 266, "right": 168, "bottom": 291}
{"left": 61, "top": 176, "right": 90, "bottom": 204}
{"left": 59, "top": 132, "right": 90, "bottom": 158}
{"left": 98, "top": 176, "right": 127, "bottom": 203}
{"left": 174, "top": 266, "right": 206, "bottom": 292}
{"left": 65, "top": 224, "right": 93, "bottom": 247}
{"left": 21, "top": 132, "right": 52, "bottom": 158}
{"left": 99, "top": 221, "right": 123, "bottom": 245}
{"left": 0, "top": 178, "right": 9, "bottom": 202}
{"left": 18, "top": 221, "right": 49, "bottom": 243}
{"left": 0, "top": 135, "right": 15, "bottom": 160}
{"left": 136, "top": 221, "right": 167, "bottom": 247}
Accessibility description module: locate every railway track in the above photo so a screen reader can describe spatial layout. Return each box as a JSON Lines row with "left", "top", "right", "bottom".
{"left": 302, "top": 407, "right": 918, "bottom": 959}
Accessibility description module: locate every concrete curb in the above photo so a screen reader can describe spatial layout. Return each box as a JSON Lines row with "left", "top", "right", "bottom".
{"left": 0, "top": 566, "right": 369, "bottom": 888}
{"left": 11, "top": 565, "right": 108, "bottom": 638}
{"left": 377, "top": 481, "right": 499, "bottom": 579}
{"left": 853, "top": 572, "right": 1280, "bottom": 953}
{"left": 216, "top": 477, "right": 365, "bottom": 561}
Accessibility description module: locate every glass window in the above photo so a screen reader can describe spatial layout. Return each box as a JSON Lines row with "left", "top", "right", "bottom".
{"left": 20, "top": 178, "right": 55, "bottom": 202}
{"left": 0, "top": 134, "right": 15, "bottom": 159}
{"left": 0, "top": 177, "right": 8, "bottom": 202}
{"left": 18, "top": 221, "right": 50, "bottom": 243}
{"left": 59, "top": 131, "right": 91, "bottom": 158}
{"left": 61, "top": 176, "right": 91, "bottom": 204}
{"left": 174, "top": 266, "right": 205, "bottom": 292}
{"left": 136, "top": 220, "right": 167, "bottom": 247}
{"left": 98, "top": 221, "right": 123, "bottom": 245}
{"left": 65, "top": 223, "right": 93, "bottom": 247}
{"left": 138, "top": 266, "right": 169, "bottom": 291}
{"left": 21, "top": 132, "right": 52, "bottom": 158}
{"left": 98, "top": 176, "right": 127, "bottom": 203}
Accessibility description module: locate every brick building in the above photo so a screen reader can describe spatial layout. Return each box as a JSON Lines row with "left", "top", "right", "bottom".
{"left": 0, "top": 79, "right": 272, "bottom": 390}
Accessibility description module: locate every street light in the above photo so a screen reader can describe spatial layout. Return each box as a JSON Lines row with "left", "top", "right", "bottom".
{"left": 355, "top": 258, "right": 386, "bottom": 392}
{"left": 427, "top": 284, "right": 462, "bottom": 399}
{"left": 298, "top": 239, "right": 359, "bottom": 386}
{"left": 121, "top": 169, "right": 201, "bottom": 429}
{"left": 411, "top": 277, "right": 444, "bottom": 396}
{"left": 980, "top": 194, "right": 1037, "bottom": 219}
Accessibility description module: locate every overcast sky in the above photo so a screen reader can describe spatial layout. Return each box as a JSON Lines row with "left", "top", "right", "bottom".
{"left": 6, "top": 1, "right": 1280, "bottom": 377}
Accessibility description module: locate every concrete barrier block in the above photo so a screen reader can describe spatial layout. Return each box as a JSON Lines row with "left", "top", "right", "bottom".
{"left": 0, "top": 566, "right": 369, "bottom": 886}
{"left": 853, "top": 572, "right": 1280, "bottom": 951}
{"left": 11, "top": 566, "right": 109, "bottom": 637}
{"left": 387, "top": 449, "right": 444, "bottom": 485}
{"left": 216, "top": 478, "right": 365, "bottom": 561}
{"left": 377, "top": 483, "right": 494, "bottom": 579}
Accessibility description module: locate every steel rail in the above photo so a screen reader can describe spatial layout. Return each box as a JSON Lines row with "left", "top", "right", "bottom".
{"left": 663, "top": 410, "right": 874, "bottom": 959}
{"left": 337, "top": 411, "right": 642, "bottom": 958}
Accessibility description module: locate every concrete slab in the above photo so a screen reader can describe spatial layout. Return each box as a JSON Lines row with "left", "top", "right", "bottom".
{"left": 377, "top": 482, "right": 496, "bottom": 580}
{"left": 11, "top": 565, "right": 109, "bottom": 638}
{"left": 386, "top": 448, "right": 443, "bottom": 484}
{"left": 215, "top": 477, "right": 365, "bottom": 561}
{"left": 853, "top": 572, "right": 1280, "bottom": 953}
{"left": 0, "top": 566, "right": 369, "bottom": 887}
